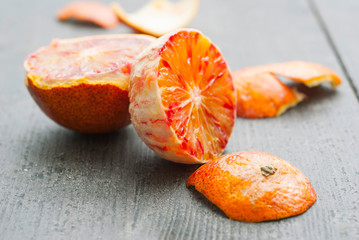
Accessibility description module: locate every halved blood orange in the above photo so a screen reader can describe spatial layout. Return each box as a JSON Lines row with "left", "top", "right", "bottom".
{"left": 25, "top": 34, "right": 155, "bottom": 133}
{"left": 234, "top": 61, "right": 342, "bottom": 118}
{"left": 129, "top": 29, "right": 236, "bottom": 164}
{"left": 187, "top": 151, "right": 317, "bottom": 222}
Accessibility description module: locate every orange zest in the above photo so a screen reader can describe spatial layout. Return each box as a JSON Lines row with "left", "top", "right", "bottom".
{"left": 58, "top": 1, "right": 120, "bottom": 29}
{"left": 129, "top": 29, "right": 236, "bottom": 164}
{"left": 111, "top": 0, "right": 200, "bottom": 37}
{"left": 235, "top": 72, "right": 306, "bottom": 118}
{"left": 187, "top": 151, "right": 317, "bottom": 222}
{"left": 234, "top": 61, "right": 342, "bottom": 118}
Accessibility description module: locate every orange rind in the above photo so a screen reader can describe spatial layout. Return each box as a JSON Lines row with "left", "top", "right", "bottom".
{"left": 24, "top": 34, "right": 155, "bottom": 133}
{"left": 187, "top": 151, "right": 317, "bottom": 222}
{"left": 58, "top": 1, "right": 120, "bottom": 29}
{"left": 235, "top": 72, "right": 306, "bottom": 118}
{"left": 111, "top": 0, "right": 200, "bottom": 37}
{"left": 129, "top": 29, "right": 236, "bottom": 164}
{"left": 234, "top": 61, "right": 342, "bottom": 118}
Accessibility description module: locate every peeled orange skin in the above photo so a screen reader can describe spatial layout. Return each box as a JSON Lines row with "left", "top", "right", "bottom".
{"left": 235, "top": 72, "right": 306, "bottom": 118}
{"left": 58, "top": 1, "right": 120, "bottom": 29}
{"left": 234, "top": 61, "right": 342, "bottom": 118}
{"left": 239, "top": 61, "right": 342, "bottom": 89}
{"left": 111, "top": 0, "right": 200, "bottom": 37}
{"left": 187, "top": 151, "right": 317, "bottom": 222}
{"left": 25, "top": 34, "right": 155, "bottom": 133}
{"left": 129, "top": 29, "right": 236, "bottom": 164}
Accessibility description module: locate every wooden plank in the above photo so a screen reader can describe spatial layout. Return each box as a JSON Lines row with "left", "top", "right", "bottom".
{"left": 310, "top": 0, "right": 359, "bottom": 102}
{"left": 0, "top": 0, "right": 359, "bottom": 239}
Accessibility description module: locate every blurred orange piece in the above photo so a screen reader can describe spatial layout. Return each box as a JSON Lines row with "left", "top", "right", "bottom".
{"left": 58, "top": 1, "right": 120, "bottom": 29}
{"left": 187, "top": 151, "right": 317, "bottom": 222}
{"left": 234, "top": 61, "right": 342, "bottom": 118}
{"left": 111, "top": 0, "right": 200, "bottom": 37}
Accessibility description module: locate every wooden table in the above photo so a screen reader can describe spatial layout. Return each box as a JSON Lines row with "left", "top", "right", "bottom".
{"left": 1, "top": 0, "right": 358, "bottom": 239}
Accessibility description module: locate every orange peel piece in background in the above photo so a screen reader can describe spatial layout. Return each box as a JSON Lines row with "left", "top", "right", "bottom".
{"left": 58, "top": 1, "right": 120, "bottom": 29}
{"left": 234, "top": 61, "right": 342, "bottom": 118}
{"left": 187, "top": 151, "right": 317, "bottom": 222}
{"left": 111, "top": 0, "right": 200, "bottom": 37}
{"left": 129, "top": 29, "right": 236, "bottom": 164}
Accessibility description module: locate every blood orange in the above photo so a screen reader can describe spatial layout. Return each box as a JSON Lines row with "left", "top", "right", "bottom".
{"left": 25, "top": 34, "right": 155, "bottom": 133}
{"left": 129, "top": 29, "right": 236, "bottom": 164}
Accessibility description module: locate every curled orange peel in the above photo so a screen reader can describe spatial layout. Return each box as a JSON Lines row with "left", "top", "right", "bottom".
{"left": 234, "top": 61, "right": 342, "bottom": 118}
{"left": 187, "top": 151, "right": 317, "bottom": 222}
{"left": 111, "top": 0, "right": 200, "bottom": 37}
{"left": 57, "top": 1, "right": 120, "bottom": 29}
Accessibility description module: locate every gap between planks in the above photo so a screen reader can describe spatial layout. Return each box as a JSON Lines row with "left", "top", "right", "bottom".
{"left": 307, "top": 0, "right": 359, "bottom": 104}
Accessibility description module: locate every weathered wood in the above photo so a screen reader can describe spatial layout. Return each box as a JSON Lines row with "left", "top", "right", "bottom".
{"left": 0, "top": 0, "right": 358, "bottom": 239}
{"left": 311, "top": 0, "right": 359, "bottom": 102}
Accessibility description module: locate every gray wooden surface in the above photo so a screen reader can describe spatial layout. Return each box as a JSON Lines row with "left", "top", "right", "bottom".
{"left": 313, "top": 0, "right": 359, "bottom": 100}
{"left": 1, "top": 0, "right": 358, "bottom": 239}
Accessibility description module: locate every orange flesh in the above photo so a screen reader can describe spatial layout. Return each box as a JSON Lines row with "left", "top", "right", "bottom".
{"left": 157, "top": 31, "right": 236, "bottom": 161}
{"left": 26, "top": 36, "right": 153, "bottom": 87}
{"left": 187, "top": 151, "right": 317, "bottom": 222}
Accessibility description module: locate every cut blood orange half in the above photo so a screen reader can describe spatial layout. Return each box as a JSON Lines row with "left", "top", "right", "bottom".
{"left": 25, "top": 34, "right": 155, "bottom": 133}
{"left": 129, "top": 29, "right": 236, "bottom": 164}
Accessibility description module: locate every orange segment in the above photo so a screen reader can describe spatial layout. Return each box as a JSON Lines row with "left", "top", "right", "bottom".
{"left": 235, "top": 72, "right": 305, "bottom": 118}
{"left": 129, "top": 29, "right": 236, "bottom": 164}
{"left": 234, "top": 61, "right": 342, "bottom": 118}
{"left": 24, "top": 34, "right": 155, "bottom": 133}
{"left": 111, "top": 0, "right": 200, "bottom": 37}
{"left": 58, "top": 1, "right": 120, "bottom": 29}
{"left": 187, "top": 151, "right": 317, "bottom": 222}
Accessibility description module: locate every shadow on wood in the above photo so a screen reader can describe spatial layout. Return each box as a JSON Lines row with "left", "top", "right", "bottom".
{"left": 186, "top": 185, "right": 228, "bottom": 219}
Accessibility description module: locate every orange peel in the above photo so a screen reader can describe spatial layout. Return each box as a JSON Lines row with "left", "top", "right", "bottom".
{"left": 235, "top": 72, "right": 306, "bottom": 118}
{"left": 129, "top": 29, "right": 236, "bottom": 164}
{"left": 234, "top": 61, "right": 342, "bottom": 118}
{"left": 58, "top": 1, "right": 120, "bottom": 29}
{"left": 111, "top": 0, "right": 200, "bottom": 37}
{"left": 187, "top": 151, "right": 317, "bottom": 222}
{"left": 24, "top": 34, "right": 155, "bottom": 133}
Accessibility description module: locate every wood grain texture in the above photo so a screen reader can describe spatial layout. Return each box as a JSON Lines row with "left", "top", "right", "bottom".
{"left": 0, "top": 0, "right": 358, "bottom": 239}
{"left": 311, "top": 0, "right": 359, "bottom": 102}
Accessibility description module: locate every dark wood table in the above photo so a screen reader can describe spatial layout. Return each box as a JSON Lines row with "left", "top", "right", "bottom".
{"left": 1, "top": 0, "right": 358, "bottom": 239}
